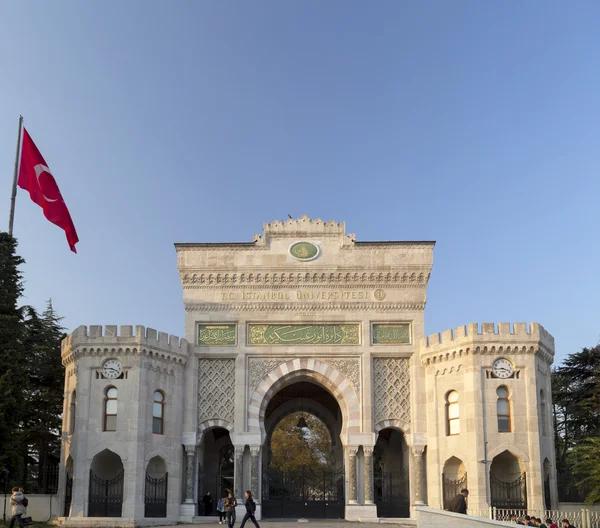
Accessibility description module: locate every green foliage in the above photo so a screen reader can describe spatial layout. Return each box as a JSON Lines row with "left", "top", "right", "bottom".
{"left": 270, "top": 412, "right": 334, "bottom": 473}
{"left": 572, "top": 437, "right": 600, "bottom": 505}
{"left": 0, "top": 232, "right": 27, "bottom": 487}
{"left": 0, "top": 233, "right": 66, "bottom": 491}
{"left": 552, "top": 344, "right": 600, "bottom": 504}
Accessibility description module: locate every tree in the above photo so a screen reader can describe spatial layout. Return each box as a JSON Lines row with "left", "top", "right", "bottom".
{"left": 270, "top": 412, "right": 334, "bottom": 473}
{"left": 0, "top": 232, "right": 27, "bottom": 487}
{"left": 572, "top": 436, "right": 600, "bottom": 505}
{"left": 21, "top": 300, "right": 66, "bottom": 490}
{"left": 552, "top": 344, "right": 600, "bottom": 503}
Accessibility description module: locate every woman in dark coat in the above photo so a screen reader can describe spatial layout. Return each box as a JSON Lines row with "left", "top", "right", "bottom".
{"left": 240, "top": 491, "right": 260, "bottom": 528}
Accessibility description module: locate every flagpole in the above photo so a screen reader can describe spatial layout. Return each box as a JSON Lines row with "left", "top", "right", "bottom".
{"left": 8, "top": 115, "right": 24, "bottom": 235}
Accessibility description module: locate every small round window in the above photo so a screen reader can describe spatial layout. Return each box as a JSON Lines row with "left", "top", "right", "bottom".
{"left": 289, "top": 241, "right": 320, "bottom": 261}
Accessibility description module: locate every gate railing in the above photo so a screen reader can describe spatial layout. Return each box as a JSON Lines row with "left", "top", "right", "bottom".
{"left": 145, "top": 472, "right": 168, "bottom": 518}
{"left": 467, "top": 508, "right": 599, "bottom": 528}
{"left": 442, "top": 472, "right": 468, "bottom": 510}
{"left": 88, "top": 469, "right": 124, "bottom": 517}
{"left": 490, "top": 472, "right": 527, "bottom": 510}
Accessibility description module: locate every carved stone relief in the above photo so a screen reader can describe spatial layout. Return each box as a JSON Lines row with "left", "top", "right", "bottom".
{"left": 373, "top": 358, "right": 410, "bottom": 425}
{"left": 198, "top": 358, "right": 235, "bottom": 425}
{"left": 247, "top": 357, "right": 360, "bottom": 395}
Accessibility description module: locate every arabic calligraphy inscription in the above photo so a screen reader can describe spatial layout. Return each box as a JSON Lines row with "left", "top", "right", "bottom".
{"left": 248, "top": 324, "right": 360, "bottom": 346}
{"left": 197, "top": 324, "right": 237, "bottom": 346}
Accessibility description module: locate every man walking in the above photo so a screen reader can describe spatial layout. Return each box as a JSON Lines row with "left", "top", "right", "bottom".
{"left": 446, "top": 488, "right": 469, "bottom": 514}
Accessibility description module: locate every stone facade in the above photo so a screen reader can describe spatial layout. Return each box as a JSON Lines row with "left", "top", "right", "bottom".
{"left": 57, "top": 216, "right": 558, "bottom": 525}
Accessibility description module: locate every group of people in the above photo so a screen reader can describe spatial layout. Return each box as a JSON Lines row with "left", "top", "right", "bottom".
{"left": 9, "top": 487, "right": 29, "bottom": 528}
{"left": 203, "top": 490, "right": 260, "bottom": 528}
{"left": 510, "top": 516, "right": 576, "bottom": 528}
{"left": 446, "top": 489, "right": 577, "bottom": 528}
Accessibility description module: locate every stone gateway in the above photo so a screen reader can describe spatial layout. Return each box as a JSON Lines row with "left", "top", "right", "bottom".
{"left": 57, "top": 216, "right": 557, "bottom": 526}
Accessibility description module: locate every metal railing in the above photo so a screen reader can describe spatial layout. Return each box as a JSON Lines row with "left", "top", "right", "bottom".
{"left": 467, "top": 507, "right": 599, "bottom": 528}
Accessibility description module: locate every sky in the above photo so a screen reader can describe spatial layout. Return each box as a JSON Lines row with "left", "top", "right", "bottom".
{"left": 1, "top": 1, "right": 599, "bottom": 365}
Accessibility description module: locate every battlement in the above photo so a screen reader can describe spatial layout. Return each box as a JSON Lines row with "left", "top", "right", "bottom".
{"left": 420, "top": 322, "right": 555, "bottom": 355}
{"left": 61, "top": 325, "right": 188, "bottom": 358}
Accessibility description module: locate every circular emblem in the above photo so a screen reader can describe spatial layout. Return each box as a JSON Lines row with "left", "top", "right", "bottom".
{"left": 289, "top": 241, "right": 320, "bottom": 261}
{"left": 374, "top": 289, "right": 386, "bottom": 301}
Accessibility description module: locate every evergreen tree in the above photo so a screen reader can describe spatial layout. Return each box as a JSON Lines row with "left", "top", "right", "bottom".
{"left": 21, "top": 300, "right": 66, "bottom": 490}
{"left": 0, "top": 232, "right": 27, "bottom": 488}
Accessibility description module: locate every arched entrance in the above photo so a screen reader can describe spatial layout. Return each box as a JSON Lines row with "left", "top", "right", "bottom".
{"left": 198, "top": 427, "right": 234, "bottom": 515}
{"left": 88, "top": 449, "right": 124, "bottom": 517}
{"left": 373, "top": 428, "right": 410, "bottom": 518}
{"left": 145, "top": 456, "right": 168, "bottom": 518}
{"left": 261, "top": 380, "right": 345, "bottom": 519}
{"left": 490, "top": 450, "right": 527, "bottom": 510}
{"left": 442, "top": 456, "right": 467, "bottom": 509}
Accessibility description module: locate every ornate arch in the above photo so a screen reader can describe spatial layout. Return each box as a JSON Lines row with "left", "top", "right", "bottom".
{"left": 198, "top": 418, "right": 234, "bottom": 440}
{"left": 248, "top": 358, "right": 360, "bottom": 438}
{"left": 374, "top": 418, "right": 411, "bottom": 435}
{"left": 487, "top": 444, "right": 530, "bottom": 464}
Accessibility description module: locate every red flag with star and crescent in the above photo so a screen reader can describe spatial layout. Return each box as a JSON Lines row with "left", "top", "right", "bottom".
{"left": 17, "top": 128, "right": 79, "bottom": 252}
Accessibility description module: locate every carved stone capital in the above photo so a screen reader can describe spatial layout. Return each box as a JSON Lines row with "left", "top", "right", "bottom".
{"left": 363, "top": 446, "right": 374, "bottom": 456}
{"left": 411, "top": 444, "right": 426, "bottom": 457}
{"left": 250, "top": 446, "right": 261, "bottom": 457}
{"left": 184, "top": 445, "right": 196, "bottom": 456}
{"left": 235, "top": 445, "right": 246, "bottom": 456}
{"left": 347, "top": 446, "right": 359, "bottom": 457}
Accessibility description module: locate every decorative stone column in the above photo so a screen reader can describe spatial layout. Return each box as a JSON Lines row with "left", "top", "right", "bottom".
{"left": 411, "top": 445, "right": 426, "bottom": 505}
{"left": 250, "top": 446, "right": 261, "bottom": 498}
{"left": 348, "top": 447, "right": 358, "bottom": 504}
{"left": 234, "top": 446, "right": 245, "bottom": 499}
{"left": 363, "top": 446, "right": 374, "bottom": 504}
{"left": 184, "top": 445, "right": 196, "bottom": 503}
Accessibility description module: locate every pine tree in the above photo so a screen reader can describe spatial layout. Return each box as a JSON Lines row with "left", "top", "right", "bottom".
{"left": 0, "top": 232, "right": 27, "bottom": 488}
{"left": 21, "top": 300, "right": 66, "bottom": 491}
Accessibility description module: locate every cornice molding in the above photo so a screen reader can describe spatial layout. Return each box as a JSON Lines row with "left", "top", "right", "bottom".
{"left": 420, "top": 344, "right": 554, "bottom": 367}
{"left": 180, "top": 271, "right": 431, "bottom": 287}
{"left": 184, "top": 301, "right": 426, "bottom": 312}
{"left": 62, "top": 345, "right": 187, "bottom": 368}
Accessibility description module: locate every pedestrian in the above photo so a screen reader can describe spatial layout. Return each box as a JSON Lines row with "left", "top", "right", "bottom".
{"left": 547, "top": 519, "right": 558, "bottom": 528}
{"left": 510, "top": 515, "right": 518, "bottom": 523}
{"left": 9, "top": 487, "right": 25, "bottom": 528}
{"left": 217, "top": 496, "right": 226, "bottom": 524}
{"left": 561, "top": 519, "right": 576, "bottom": 528}
{"left": 535, "top": 518, "right": 548, "bottom": 528}
{"left": 445, "top": 488, "right": 468, "bottom": 514}
{"left": 224, "top": 490, "right": 238, "bottom": 528}
{"left": 525, "top": 516, "right": 535, "bottom": 527}
{"left": 239, "top": 491, "right": 260, "bottom": 528}
{"left": 18, "top": 489, "right": 29, "bottom": 525}
{"left": 203, "top": 492, "right": 213, "bottom": 516}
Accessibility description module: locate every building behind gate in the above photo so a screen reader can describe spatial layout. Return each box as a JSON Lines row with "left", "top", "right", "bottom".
{"left": 58, "top": 216, "right": 558, "bottom": 525}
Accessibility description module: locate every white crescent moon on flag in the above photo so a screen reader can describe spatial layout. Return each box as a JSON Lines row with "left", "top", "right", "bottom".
{"left": 34, "top": 164, "right": 59, "bottom": 202}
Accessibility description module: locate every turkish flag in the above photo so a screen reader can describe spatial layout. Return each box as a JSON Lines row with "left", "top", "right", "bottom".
{"left": 18, "top": 128, "right": 79, "bottom": 253}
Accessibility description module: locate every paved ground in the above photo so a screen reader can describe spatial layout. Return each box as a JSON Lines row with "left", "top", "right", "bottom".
{"left": 162, "top": 521, "right": 415, "bottom": 527}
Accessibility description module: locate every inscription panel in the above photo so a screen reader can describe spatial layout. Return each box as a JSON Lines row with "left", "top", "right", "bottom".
{"left": 248, "top": 323, "right": 360, "bottom": 346}
{"left": 197, "top": 323, "right": 237, "bottom": 346}
{"left": 372, "top": 323, "right": 411, "bottom": 345}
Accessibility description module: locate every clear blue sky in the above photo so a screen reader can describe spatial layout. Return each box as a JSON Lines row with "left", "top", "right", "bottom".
{"left": 1, "top": 1, "right": 598, "bottom": 365}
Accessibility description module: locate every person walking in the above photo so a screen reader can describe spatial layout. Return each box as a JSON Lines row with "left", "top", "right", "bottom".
{"left": 561, "top": 519, "right": 576, "bottom": 528}
{"left": 217, "top": 496, "right": 226, "bottom": 524}
{"left": 239, "top": 491, "right": 260, "bottom": 528}
{"left": 547, "top": 519, "right": 558, "bottom": 528}
{"left": 446, "top": 489, "right": 468, "bottom": 514}
{"left": 224, "top": 490, "right": 237, "bottom": 528}
{"left": 9, "top": 487, "right": 25, "bottom": 528}
{"left": 203, "top": 491, "right": 213, "bottom": 516}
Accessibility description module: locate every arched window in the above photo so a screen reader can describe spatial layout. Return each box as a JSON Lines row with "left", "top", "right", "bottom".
{"left": 69, "top": 390, "right": 76, "bottom": 433}
{"left": 540, "top": 390, "right": 547, "bottom": 436}
{"left": 446, "top": 391, "right": 460, "bottom": 435}
{"left": 104, "top": 387, "right": 118, "bottom": 432}
{"left": 153, "top": 391, "right": 165, "bottom": 434}
{"left": 497, "top": 386, "right": 511, "bottom": 432}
